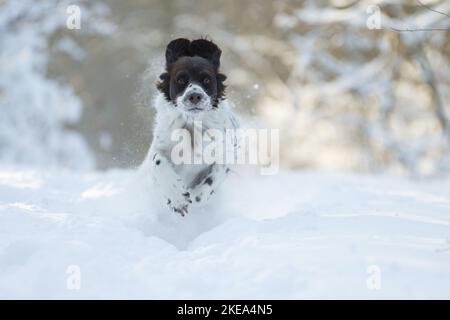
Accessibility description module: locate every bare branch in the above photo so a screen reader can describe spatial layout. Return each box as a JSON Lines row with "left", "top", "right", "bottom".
{"left": 416, "top": 0, "right": 450, "bottom": 19}
{"left": 390, "top": 27, "right": 450, "bottom": 32}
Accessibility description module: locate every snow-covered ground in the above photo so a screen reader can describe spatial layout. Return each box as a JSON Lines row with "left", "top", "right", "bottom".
{"left": 0, "top": 165, "right": 449, "bottom": 299}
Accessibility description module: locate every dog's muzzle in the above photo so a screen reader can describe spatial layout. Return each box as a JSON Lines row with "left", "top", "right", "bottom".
{"left": 181, "top": 85, "right": 209, "bottom": 112}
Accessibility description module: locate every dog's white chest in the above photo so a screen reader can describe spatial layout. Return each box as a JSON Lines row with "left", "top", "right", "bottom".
{"left": 150, "top": 94, "right": 238, "bottom": 187}
{"left": 143, "top": 93, "right": 239, "bottom": 215}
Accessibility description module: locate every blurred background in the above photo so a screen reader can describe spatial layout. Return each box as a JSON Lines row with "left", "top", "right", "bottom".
{"left": 1, "top": 0, "right": 449, "bottom": 177}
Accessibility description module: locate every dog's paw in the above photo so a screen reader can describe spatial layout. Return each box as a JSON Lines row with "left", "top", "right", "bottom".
{"left": 172, "top": 204, "right": 188, "bottom": 216}
{"left": 166, "top": 192, "right": 191, "bottom": 216}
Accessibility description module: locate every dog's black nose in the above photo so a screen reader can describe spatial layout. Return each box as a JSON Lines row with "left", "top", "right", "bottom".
{"left": 186, "top": 92, "right": 203, "bottom": 105}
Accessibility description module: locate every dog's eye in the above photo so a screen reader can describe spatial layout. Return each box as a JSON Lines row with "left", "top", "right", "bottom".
{"left": 177, "top": 77, "right": 185, "bottom": 85}
{"left": 203, "top": 77, "right": 210, "bottom": 85}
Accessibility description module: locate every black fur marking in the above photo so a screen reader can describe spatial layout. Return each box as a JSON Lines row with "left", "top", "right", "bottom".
{"left": 195, "top": 196, "right": 201, "bottom": 202}
{"left": 204, "top": 177, "right": 213, "bottom": 186}
{"left": 165, "top": 38, "right": 191, "bottom": 66}
{"left": 172, "top": 204, "right": 188, "bottom": 216}
{"left": 190, "top": 39, "right": 222, "bottom": 69}
{"left": 156, "top": 72, "right": 171, "bottom": 102}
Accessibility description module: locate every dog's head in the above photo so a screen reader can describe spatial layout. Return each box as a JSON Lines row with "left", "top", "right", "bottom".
{"left": 157, "top": 38, "right": 226, "bottom": 114}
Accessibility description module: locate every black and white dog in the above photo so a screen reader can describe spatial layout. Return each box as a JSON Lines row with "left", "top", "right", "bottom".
{"left": 142, "top": 38, "right": 239, "bottom": 216}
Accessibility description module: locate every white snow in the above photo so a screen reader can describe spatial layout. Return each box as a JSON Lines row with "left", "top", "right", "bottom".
{"left": 0, "top": 165, "right": 449, "bottom": 299}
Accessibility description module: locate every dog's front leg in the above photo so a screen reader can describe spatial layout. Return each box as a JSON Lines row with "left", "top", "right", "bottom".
{"left": 150, "top": 150, "right": 192, "bottom": 216}
{"left": 189, "top": 164, "right": 229, "bottom": 206}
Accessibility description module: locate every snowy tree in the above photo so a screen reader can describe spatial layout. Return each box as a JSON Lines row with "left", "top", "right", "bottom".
{"left": 267, "top": 0, "right": 450, "bottom": 176}
{"left": 0, "top": 0, "right": 113, "bottom": 170}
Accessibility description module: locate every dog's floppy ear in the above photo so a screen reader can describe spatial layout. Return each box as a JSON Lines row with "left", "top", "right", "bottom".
{"left": 190, "top": 39, "right": 222, "bottom": 69}
{"left": 165, "top": 38, "right": 191, "bottom": 66}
